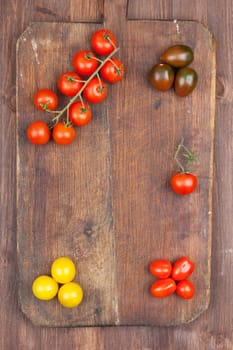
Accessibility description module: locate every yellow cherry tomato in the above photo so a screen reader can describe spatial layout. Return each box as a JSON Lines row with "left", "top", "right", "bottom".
{"left": 51, "top": 257, "right": 76, "bottom": 284}
{"left": 58, "top": 282, "right": 83, "bottom": 308}
{"left": 32, "top": 275, "right": 58, "bottom": 300}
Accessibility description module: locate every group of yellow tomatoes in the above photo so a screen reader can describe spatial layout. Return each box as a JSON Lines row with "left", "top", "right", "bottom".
{"left": 32, "top": 257, "right": 83, "bottom": 308}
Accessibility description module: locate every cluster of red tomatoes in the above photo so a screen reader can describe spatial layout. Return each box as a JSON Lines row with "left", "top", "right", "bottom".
{"left": 149, "top": 257, "right": 195, "bottom": 299}
{"left": 27, "top": 29, "right": 125, "bottom": 146}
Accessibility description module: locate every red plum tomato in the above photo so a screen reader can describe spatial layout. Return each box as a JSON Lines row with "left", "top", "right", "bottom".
{"left": 149, "top": 259, "right": 172, "bottom": 279}
{"left": 172, "top": 256, "right": 195, "bottom": 281}
{"left": 150, "top": 278, "right": 176, "bottom": 298}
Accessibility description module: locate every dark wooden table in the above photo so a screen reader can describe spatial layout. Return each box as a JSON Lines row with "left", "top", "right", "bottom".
{"left": 1, "top": 1, "right": 233, "bottom": 349}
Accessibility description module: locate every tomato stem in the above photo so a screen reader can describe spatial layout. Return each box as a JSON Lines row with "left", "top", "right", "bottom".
{"left": 51, "top": 46, "right": 119, "bottom": 124}
{"left": 174, "top": 138, "right": 198, "bottom": 173}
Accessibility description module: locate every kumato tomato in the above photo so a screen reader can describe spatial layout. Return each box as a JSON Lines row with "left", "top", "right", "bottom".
{"left": 160, "top": 45, "right": 194, "bottom": 68}
{"left": 176, "top": 280, "right": 195, "bottom": 299}
{"left": 27, "top": 121, "right": 50, "bottom": 145}
{"left": 51, "top": 257, "right": 76, "bottom": 284}
{"left": 175, "top": 67, "right": 198, "bottom": 97}
{"left": 149, "top": 259, "right": 172, "bottom": 279}
{"left": 32, "top": 275, "right": 58, "bottom": 300}
{"left": 172, "top": 257, "right": 195, "bottom": 281}
{"left": 34, "top": 89, "right": 58, "bottom": 111}
{"left": 91, "top": 29, "right": 116, "bottom": 56}
{"left": 58, "top": 282, "right": 83, "bottom": 308}
{"left": 150, "top": 278, "right": 176, "bottom": 298}
{"left": 149, "top": 63, "right": 174, "bottom": 91}
{"left": 170, "top": 172, "right": 198, "bottom": 195}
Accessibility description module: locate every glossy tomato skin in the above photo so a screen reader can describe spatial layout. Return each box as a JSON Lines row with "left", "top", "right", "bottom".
{"left": 27, "top": 121, "right": 50, "bottom": 145}
{"left": 175, "top": 67, "right": 198, "bottom": 97}
{"left": 149, "top": 63, "right": 174, "bottom": 91}
{"left": 57, "top": 72, "right": 83, "bottom": 97}
{"left": 176, "top": 280, "right": 195, "bottom": 299}
{"left": 172, "top": 257, "right": 195, "bottom": 281}
{"left": 150, "top": 278, "right": 176, "bottom": 298}
{"left": 32, "top": 275, "right": 58, "bottom": 300}
{"left": 170, "top": 172, "right": 198, "bottom": 195}
{"left": 58, "top": 282, "right": 83, "bottom": 308}
{"left": 34, "top": 89, "right": 58, "bottom": 111}
{"left": 52, "top": 122, "right": 76, "bottom": 145}
{"left": 51, "top": 257, "right": 76, "bottom": 284}
{"left": 91, "top": 29, "right": 116, "bottom": 56}
{"left": 149, "top": 259, "right": 172, "bottom": 279}
{"left": 73, "top": 50, "right": 98, "bottom": 77}
{"left": 69, "top": 101, "right": 92, "bottom": 126}
{"left": 160, "top": 45, "right": 194, "bottom": 68}
{"left": 100, "top": 58, "right": 125, "bottom": 83}
{"left": 83, "top": 77, "right": 107, "bottom": 103}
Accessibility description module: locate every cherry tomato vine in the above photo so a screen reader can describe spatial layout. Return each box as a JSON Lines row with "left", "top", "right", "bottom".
{"left": 27, "top": 29, "right": 125, "bottom": 146}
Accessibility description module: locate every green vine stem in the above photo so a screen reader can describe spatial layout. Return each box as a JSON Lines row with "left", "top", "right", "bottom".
{"left": 174, "top": 138, "right": 198, "bottom": 173}
{"left": 50, "top": 46, "right": 119, "bottom": 125}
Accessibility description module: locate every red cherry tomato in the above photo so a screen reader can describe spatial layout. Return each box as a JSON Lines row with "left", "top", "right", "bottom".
{"left": 170, "top": 172, "right": 198, "bottom": 195}
{"left": 172, "top": 257, "right": 195, "bottom": 281}
{"left": 69, "top": 101, "right": 92, "bottom": 126}
{"left": 73, "top": 50, "right": 99, "bottom": 77}
{"left": 27, "top": 121, "right": 50, "bottom": 145}
{"left": 52, "top": 122, "right": 75, "bottom": 145}
{"left": 57, "top": 72, "right": 83, "bottom": 97}
{"left": 100, "top": 58, "right": 125, "bottom": 83}
{"left": 34, "top": 89, "right": 58, "bottom": 111}
{"left": 83, "top": 77, "right": 107, "bottom": 104}
{"left": 150, "top": 278, "right": 176, "bottom": 298}
{"left": 149, "top": 259, "right": 172, "bottom": 279}
{"left": 176, "top": 280, "right": 195, "bottom": 299}
{"left": 91, "top": 29, "right": 117, "bottom": 56}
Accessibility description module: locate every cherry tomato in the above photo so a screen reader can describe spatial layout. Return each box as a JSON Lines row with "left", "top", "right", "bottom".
{"left": 91, "top": 29, "right": 116, "bottom": 56}
{"left": 57, "top": 72, "right": 83, "bottom": 97}
{"left": 100, "top": 58, "right": 125, "bottom": 83}
{"left": 27, "top": 121, "right": 50, "bottom": 145}
{"left": 149, "top": 259, "right": 172, "bottom": 279}
{"left": 73, "top": 50, "right": 99, "bottom": 77}
{"left": 34, "top": 89, "right": 58, "bottom": 111}
{"left": 69, "top": 101, "right": 92, "bottom": 126}
{"left": 172, "top": 256, "right": 195, "bottom": 281}
{"left": 58, "top": 282, "right": 83, "bottom": 308}
{"left": 175, "top": 67, "right": 198, "bottom": 97}
{"left": 176, "top": 280, "right": 195, "bottom": 299}
{"left": 51, "top": 257, "right": 76, "bottom": 284}
{"left": 32, "top": 275, "right": 58, "bottom": 300}
{"left": 83, "top": 77, "right": 107, "bottom": 103}
{"left": 150, "top": 278, "right": 176, "bottom": 298}
{"left": 52, "top": 122, "right": 75, "bottom": 145}
{"left": 160, "top": 45, "right": 194, "bottom": 68}
{"left": 170, "top": 172, "right": 198, "bottom": 195}
{"left": 149, "top": 63, "right": 174, "bottom": 91}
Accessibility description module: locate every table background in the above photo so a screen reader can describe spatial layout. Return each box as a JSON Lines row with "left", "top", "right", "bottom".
{"left": 1, "top": 0, "right": 232, "bottom": 349}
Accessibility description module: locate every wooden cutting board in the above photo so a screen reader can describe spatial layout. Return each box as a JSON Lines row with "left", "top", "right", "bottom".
{"left": 16, "top": 14, "right": 216, "bottom": 327}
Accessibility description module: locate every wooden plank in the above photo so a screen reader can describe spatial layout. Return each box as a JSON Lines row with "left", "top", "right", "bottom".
{"left": 110, "top": 20, "right": 216, "bottom": 326}
{"left": 16, "top": 23, "right": 117, "bottom": 327}
{"left": 16, "top": 20, "right": 215, "bottom": 327}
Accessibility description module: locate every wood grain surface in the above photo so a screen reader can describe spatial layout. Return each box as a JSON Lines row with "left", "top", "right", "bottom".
{"left": 17, "top": 15, "right": 215, "bottom": 327}
{"left": 1, "top": 0, "right": 233, "bottom": 348}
